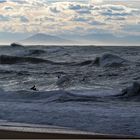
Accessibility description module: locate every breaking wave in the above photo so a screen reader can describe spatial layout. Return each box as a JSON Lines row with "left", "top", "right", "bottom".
{"left": 0, "top": 90, "right": 101, "bottom": 103}
{"left": 71, "top": 53, "right": 129, "bottom": 67}
{"left": 116, "top": 82, "right": 140, "bottom": 100}
{"left": 0, "top": 84, "right": 139, "bottom": 103}
{"left": 93, "top": 53, "right": 128, "bottom": 67}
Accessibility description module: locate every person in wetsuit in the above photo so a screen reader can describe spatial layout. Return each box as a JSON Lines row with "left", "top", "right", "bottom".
{"left": 30, "top": 85, "right": 37, "bottom": 91}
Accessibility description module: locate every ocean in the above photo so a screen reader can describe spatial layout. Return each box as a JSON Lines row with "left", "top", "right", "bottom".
{"left": 0, "top": 45, "right": 140, "bottom": 136}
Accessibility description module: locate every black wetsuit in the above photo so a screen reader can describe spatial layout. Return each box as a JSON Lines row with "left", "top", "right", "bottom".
{"left": 30, "top": 85, "right": 37, "bottom": 91}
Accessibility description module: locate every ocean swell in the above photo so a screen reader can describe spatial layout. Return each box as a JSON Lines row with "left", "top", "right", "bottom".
{"left": 22, "top": 49, "right": 46, "bottom": 56}
{"left": 0, "top": 53, "right": 129, "bottom": 67}
{"left": 0, "top": 55, "right": 76, "bottom": 65}
{"left": 0, "top": 55, "right": 85, "bottom": 65}
{"left": 0, "top": 55, "right": 47, "bottom": 64}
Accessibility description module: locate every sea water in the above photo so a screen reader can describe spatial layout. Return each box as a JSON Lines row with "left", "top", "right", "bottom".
{"left": 0, "top": 45, "right": 140, "bottom": 136}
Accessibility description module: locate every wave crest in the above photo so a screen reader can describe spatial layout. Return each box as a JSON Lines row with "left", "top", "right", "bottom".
{"left": 116, "top": 82, "right": 140, "bottom": 100}
{"left": 93, "top": 53, "right": 127, "bottom": 67}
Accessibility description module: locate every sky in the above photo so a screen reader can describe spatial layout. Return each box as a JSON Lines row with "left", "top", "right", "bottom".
{"left": 0, "top": 0, "right": 140, "bottom": 45}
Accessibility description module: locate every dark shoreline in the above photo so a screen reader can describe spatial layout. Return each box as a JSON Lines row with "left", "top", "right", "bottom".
{"left": 0, "top": 126, "right": 138, "bottom": 139}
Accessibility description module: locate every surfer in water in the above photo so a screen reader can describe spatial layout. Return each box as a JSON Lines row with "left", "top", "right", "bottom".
{"left": 30, "top": 85, "right": 37, "bottom": 91}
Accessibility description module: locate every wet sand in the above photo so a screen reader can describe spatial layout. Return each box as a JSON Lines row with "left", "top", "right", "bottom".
{"left": 0, "top": 125, "right": 138, "bottom": 139}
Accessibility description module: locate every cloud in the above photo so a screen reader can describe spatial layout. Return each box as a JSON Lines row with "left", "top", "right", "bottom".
{"left": 3, "top": 6, "right": 13, "bottom": 10}
{"left": 90, "top": 0, "right": 103, "bottom": 4}
{"left": 99, "top": 4, "right": 138, "bottom": 16}
{"left": 0, "top": 0, "right": 139, "bottom": 37}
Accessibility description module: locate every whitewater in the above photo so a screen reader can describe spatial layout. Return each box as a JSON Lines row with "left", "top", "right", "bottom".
{"left": 0, "top": 45, "right": 140, "bottom": 136}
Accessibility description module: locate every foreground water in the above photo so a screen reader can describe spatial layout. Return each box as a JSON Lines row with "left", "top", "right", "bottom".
{"left": 0, "top": 45, "right": 140, "bottom": 136}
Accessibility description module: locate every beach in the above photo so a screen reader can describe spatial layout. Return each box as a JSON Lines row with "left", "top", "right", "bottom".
{"left": 0, "top": 123, "right": 137, "bottom": 139}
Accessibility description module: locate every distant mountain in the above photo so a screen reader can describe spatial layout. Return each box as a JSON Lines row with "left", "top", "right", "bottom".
{"left": 20, "top": 33, "right": 140, "bottom": 46}
{"left": 21, "top": 33, "right": 74, "bottom": 45}
{"left": 82, "top": 33, "right": 140, "bottom": 45}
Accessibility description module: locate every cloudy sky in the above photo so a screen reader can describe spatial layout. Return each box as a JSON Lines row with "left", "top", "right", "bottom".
{"left": 0, "top": 0, "right": 140, "bottom": 45}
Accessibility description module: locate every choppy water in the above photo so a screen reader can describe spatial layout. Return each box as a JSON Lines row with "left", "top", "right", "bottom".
{"left": 0, "top": 45, "right": 140, "bottom": 136}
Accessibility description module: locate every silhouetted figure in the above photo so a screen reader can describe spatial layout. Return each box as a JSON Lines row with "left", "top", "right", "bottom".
{"left": 30, "top": 85, "right": 37, "bottom": 91}
{"left": 58, "top": 75, "right": 61, "bottom": 79}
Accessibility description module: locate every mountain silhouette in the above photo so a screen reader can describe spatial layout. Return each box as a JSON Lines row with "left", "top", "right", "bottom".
{"left": 21, "top": 33, "right": 74, "bottom": 45}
